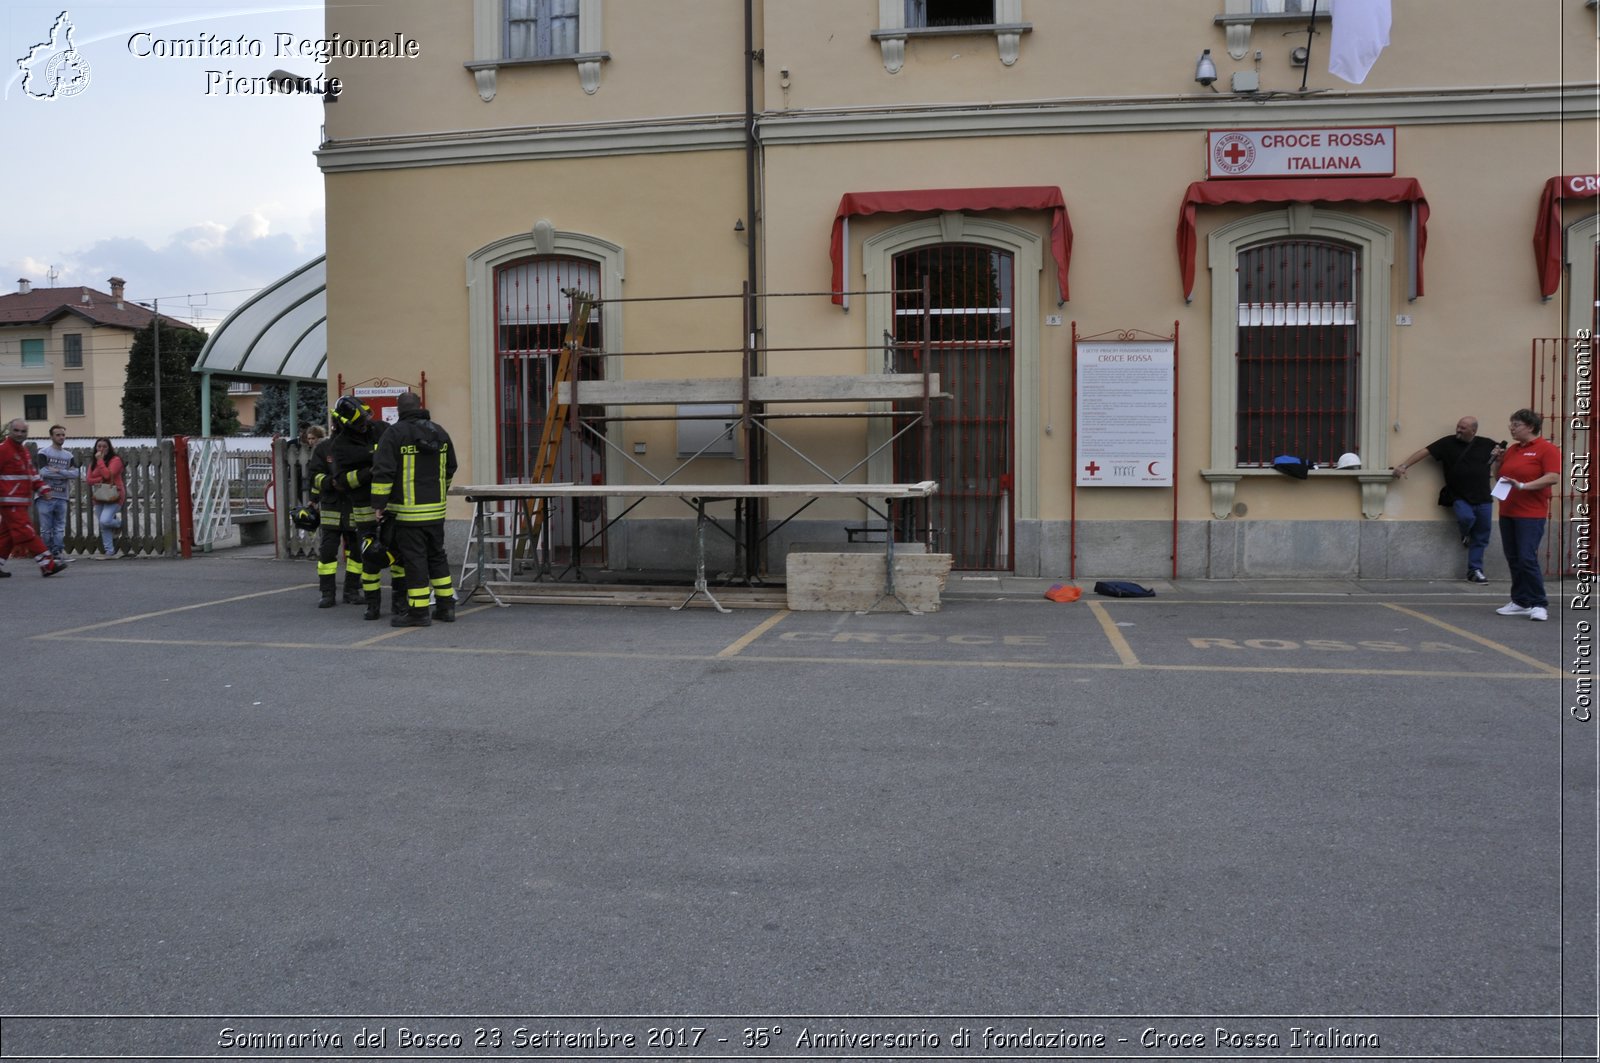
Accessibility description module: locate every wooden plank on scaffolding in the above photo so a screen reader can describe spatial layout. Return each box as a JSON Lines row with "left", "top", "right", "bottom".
{"left": 557, "top": 373, "right": 942, "bottom": 406}
{"left": 452, "top": 481, "right": 938, "bottom": 502}
{"left": 785, "top": 552, "right": 954, "bottom": 613}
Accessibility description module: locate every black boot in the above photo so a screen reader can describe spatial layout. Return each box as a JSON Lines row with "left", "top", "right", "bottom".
{"left": 388, "top": 590, "right": 404, "bottom": 615}
{"left": 317, "top": 574, "right": 337, "bottom": 608}
{"left": 342, "top": 574, "right": 364, "bottom": 604}
{"left": 391, "top": 606, "right": 432, "bottom": 628}
{"left": 432, "top": 599, "right": 456, "bottom": 623}
{"left": 363, "top": 590, "right": 382, "bottom": 621}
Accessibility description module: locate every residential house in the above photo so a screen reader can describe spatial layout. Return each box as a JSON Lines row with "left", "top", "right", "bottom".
{"left": 313, "top": 0, "right": 1599, "bottom": 579}
{"left": 0, "top": 277, "right": 191, "bottom": 438}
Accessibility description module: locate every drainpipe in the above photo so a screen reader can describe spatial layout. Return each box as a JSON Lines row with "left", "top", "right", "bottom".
{"left": 744, "top": 0, "right": 760, "bottom": 318}
{"left": 743, "top": 0, "right": 766, "bottom": 577}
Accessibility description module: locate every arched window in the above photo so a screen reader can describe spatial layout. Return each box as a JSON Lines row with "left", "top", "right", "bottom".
{"left": 467, "top": 229, "right": 623, "bottom": 562}
{"left": 890, "top": 243, "right": 1015, "bottom": 570}
{"left": 1234, "top": 238, "right": 1360, "bottom": 466}
{"left": 1202, "top": 206, "right": 1394, "bottom": 519}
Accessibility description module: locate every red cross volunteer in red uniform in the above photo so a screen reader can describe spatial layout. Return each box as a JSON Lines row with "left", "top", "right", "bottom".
{"left": 1491, "top": 408, "right": 1561, "bottom": 621}
{"left": 0, "top": 418, "right": 67, "bottom": 577}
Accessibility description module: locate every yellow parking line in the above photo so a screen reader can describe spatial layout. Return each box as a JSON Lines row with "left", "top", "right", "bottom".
{"left": 717, "top": 610, "right": 790, "bottom": 657}
{"left": 1087, "top": 600, "right": 1140, "bottom": 667}
{"left": 1383, "top": 602, "right": 1562, "bottom": 675}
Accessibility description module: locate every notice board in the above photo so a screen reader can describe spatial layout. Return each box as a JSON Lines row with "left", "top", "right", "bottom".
{"left": 353, "top": 385, "right": 410, "bottom": 425}
{"left": 1075, "top": 341, "right": 1175, "bottom": 487}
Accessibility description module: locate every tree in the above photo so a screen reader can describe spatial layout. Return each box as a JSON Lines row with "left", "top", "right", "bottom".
{"left": 121, "top": 320, "right": 239, "bottom": 437}
{"left": 253, "top": 382, "right": 328, "bottom": 437}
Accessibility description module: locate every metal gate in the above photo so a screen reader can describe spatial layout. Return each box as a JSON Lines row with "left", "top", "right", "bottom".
{"left": 891, "top": 244, "right": 1015, "bottom": 570}
{"left": 495, "top": 256, "right": 608, "bottom": 564}
{"left": 1532, "top": 314, "right": 1597, "bottom": 574}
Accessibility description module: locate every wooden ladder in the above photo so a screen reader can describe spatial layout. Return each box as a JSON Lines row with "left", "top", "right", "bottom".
{"left": 525, "top": 289, "right": 595, "bottom": 547}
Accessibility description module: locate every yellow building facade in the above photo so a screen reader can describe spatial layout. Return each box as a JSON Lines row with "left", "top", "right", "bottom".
{"left": 318, "top": 0, "right": 1599, "bottom": 579}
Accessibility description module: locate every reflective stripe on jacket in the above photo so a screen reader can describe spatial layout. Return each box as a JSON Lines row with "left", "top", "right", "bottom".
{"left": 0, "top": 438, "right": 46, "bottom": 506}
{"left": 370, "top": 409, "right": 456, "bottom": 523}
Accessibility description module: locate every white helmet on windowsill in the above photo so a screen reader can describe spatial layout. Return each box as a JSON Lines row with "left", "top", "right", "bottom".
{"left": 1335, "top": 452, "right": 1362, "bottom": 469}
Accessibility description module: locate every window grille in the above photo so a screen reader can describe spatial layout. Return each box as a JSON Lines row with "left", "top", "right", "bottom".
{"left": 65, "top": 382, "right": 84, "bottom": 416}
{"left": 505, "top": 0, "right": 578, "bottom": 59}
{"left": 905, "top": 0, "right": 994, "bottom": 27}
{"left": 1235, "top": 240, "right": 1359, "bottom": 466}
{"left": 494, "top": 255, "right": 605, "bottom": 483}
{"left": 63, "top": 333, "right": 83, "bottom": 368}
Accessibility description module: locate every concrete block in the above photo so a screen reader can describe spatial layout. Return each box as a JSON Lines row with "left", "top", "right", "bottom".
{"left": 786, "top": 552, "right": 954, "bottom": 612}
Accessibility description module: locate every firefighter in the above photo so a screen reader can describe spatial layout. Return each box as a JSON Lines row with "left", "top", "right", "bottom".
{"left": 327, "top": 396, "right": 406, "bottom": 620}
{"left": 308, "top": 412, "right": 362, "bottom": 608}
{"left": 370, "top": 391, "right": 457, "bottom": 627}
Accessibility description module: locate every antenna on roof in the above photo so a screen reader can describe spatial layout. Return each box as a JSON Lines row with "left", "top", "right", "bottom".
{"left": 46, "top": 265, "right": 60, "bottom": 286}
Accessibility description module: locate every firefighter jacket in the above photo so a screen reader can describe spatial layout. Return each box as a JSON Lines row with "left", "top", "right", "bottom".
{"left": 307, "top": 437, "right": 356, "bottom": 530}
{"left": 328, "top": 420, "right": 385, "bottom": 526}
{"left": 371, "top": 407, "right": 456, "bottom": 524}
{"left": 1, "top": 436, "right": 48, "bottom": 507}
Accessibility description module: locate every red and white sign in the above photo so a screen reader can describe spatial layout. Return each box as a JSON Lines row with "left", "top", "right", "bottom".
{"left": 353, "top": 385, "right": 409, "bottom": 425}
{"left": 1208, "top": 127, "right": 1395, "bottom": 180}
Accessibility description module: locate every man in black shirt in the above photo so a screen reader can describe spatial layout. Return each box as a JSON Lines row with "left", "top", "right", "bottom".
{"left": 1393, "top": 415, "right": 1505, "bottom": 583}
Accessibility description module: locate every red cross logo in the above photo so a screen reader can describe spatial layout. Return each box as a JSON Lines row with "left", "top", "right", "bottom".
{"left": 1084, "top": 461, "right": 1101, "bottom": 476}
{"left": 1213, "top": 133, "right": 1256, "bottom": 175}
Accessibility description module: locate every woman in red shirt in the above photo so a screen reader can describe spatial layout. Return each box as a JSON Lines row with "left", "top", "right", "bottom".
{"left": 85, "top": 437, "right": 126, "bottom": 559}
{"left": 1491, "top": 409, "right": 1562, "bottom": 621}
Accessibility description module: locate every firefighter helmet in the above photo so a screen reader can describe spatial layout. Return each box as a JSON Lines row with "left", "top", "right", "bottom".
{"left": 292, "top": 503, "right": 320, "bottom": 531}
{"left": 331, "top": 395, "right": 371, "bottom": 428}
{"left": 360, "top": 532, "right": 394, "bottom": 570}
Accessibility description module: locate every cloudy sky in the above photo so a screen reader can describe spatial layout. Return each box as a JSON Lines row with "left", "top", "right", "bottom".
{"left": 2, "top": 2, "right": 328, "bottom": 332}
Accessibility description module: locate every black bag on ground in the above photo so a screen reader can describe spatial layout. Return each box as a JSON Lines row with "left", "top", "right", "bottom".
{"left": 1093, "top": 580, "right": 1155, "bottom": 598}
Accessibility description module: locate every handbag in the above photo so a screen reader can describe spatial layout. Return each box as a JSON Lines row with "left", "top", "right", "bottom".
{"left": 1436, "top": 484, "right": 1454, "bottom": 508}
{"left": 91, "top": 483, "right": 120, "bottom": 503}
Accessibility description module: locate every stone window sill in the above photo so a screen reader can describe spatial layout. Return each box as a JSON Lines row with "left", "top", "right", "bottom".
{"left": 1201, "top": 467, "right": 1394, "bottom": 520}
{"left": 464, "top": 51, "right": 610, "bottom": 100}
{"left": 1214, "top": 10, "right": 1327, "bottom": 60}
{"left": 871, "top": 23, "right": 1031, "bottom": 72}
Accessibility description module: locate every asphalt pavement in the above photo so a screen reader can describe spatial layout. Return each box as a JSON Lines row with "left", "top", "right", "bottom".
{"left": 3, "top": 553, "right": 1595, "bottom": 1061}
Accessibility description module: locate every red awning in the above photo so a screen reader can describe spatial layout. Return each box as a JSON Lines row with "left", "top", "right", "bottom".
{"left": 1534, "top": 174, "right": 1600, "bottom": 299}
{"left": 1176, "top": 177, "right": 1429, "bottom": 301}
{"left": 830, "top": 186, "right": 1073, "bottom": 305}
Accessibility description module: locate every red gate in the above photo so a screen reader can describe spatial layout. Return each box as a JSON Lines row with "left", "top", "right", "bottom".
{"left": 1530, "top": 336, "right": 1595, "bottom": 576}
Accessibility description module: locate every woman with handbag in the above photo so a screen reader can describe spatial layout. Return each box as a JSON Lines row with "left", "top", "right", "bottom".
{"left": 85, "top": 438, "right": 126, "bottom": 559}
